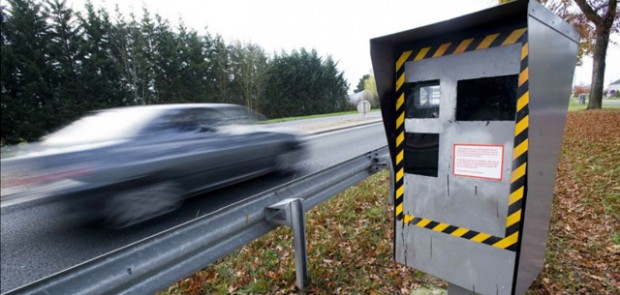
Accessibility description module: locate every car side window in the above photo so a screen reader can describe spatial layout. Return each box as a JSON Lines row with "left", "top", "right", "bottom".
{"left": 141, "top": 108, "right": 224, "bottom": 134}
{"left": 218, "top": 106, "right": 256, "bottom": 125}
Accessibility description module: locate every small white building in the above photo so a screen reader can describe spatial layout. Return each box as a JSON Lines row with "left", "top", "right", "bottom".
{"left": 607, "top": 79, "right": 620, "bottom": 96}
{"left": 348, "top": 90, "right": 369, "bottom": 103}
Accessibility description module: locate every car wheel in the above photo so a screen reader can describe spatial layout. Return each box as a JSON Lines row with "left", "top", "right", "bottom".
{"left": 275, "top": 147, "right": 304, "bottom": 173}
{"left": 103, "top": 181, "right": 183, "bottom": 229}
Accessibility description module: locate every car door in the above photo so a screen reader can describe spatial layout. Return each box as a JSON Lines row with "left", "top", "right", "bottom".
{"left": 133, "top": 108, "right": 237, "bottom": 192}
{"left": 214, "top": 106, "right": 282, "bottom": 174}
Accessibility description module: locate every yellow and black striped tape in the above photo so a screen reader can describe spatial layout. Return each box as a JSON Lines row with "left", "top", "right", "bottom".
{"left": 393, "top": 28, "right": 528, "bottom": 252}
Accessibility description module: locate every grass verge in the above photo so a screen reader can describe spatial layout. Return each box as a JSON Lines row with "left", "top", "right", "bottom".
{"left": 569, "top": 101, "right": 620, "bottom": 111}
{"left": 163, "top": 110, "right": 619, "bottom": 295}
{"left": 263, "top": 109, "right": 380, "bottom": 124}
{"left": 569, "top": 102, "right": 588, "bottom": 111}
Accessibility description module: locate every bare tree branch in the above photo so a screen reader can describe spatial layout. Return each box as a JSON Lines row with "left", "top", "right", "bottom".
{"left": 602, "top": 0, "right": 618, "bottom": 29}
{"left": 575, "top": 0, "right": 604, "bottom": 26}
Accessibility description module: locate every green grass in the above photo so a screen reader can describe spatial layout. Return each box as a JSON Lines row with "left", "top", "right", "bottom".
{"left": 568, "top": 102, "right": 620, "bottom": 111}
{"left": 263, "top": 109, "right": 380, "bottom": 124}
{"left": 568, "top": 97, "right": 620, "bottom": 111}
{"left": 568, "top": 102, "right": 588, "bottom": 111}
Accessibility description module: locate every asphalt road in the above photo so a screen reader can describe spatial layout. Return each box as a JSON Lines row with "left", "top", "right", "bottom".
{"left": 0, "top": 122, "right": 387, "bottom": 293}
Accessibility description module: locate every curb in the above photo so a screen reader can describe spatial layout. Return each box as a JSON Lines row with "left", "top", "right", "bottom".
{"left": 308, "top": 119, "right": 383, "bottom": 135}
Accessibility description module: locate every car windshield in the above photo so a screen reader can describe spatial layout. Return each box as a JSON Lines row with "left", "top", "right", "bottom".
{"left": 218, "top": 106, "right": 262, "bottom": 124}
{"left": 141, "top": 106, "right": 262, "bottom": 135}
{"left": 42, "top": 108, "right": 163, "bottom": 145}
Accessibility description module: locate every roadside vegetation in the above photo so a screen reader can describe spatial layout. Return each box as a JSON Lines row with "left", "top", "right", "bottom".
{"left": 163, "top": 109, "right": 619, "bottom": 294}
{"left": 1, "top": 0, "right": 351, "bottom": 146}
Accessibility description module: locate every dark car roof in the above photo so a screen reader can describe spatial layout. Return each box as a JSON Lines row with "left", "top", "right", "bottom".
{"left": 103, "top": 103, "right": 242, "bottom": 113}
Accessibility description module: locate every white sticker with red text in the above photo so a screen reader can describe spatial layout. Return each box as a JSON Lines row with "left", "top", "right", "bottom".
{"left": 453, "top": 144, "right": 504, "bottom": 181}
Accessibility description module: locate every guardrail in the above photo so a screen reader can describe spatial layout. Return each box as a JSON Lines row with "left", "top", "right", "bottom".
{"left": 6, "top": 146, "right": 389, "bottom": 295}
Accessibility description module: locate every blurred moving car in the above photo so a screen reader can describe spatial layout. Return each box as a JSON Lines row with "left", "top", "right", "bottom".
{"left": 1, "top": 104, "right": 306, "bottom": 228}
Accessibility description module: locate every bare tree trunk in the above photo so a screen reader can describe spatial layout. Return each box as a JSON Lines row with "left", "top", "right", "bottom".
{"left": 588, "top": 29, "right": 610, "bottom": 110}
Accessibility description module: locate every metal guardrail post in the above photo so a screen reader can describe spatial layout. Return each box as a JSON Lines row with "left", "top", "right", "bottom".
{"left": 368, "top": 150, "right": 394, "bottom": 205}
{"left": 387, "top": 159, "right": 394, "bottom": 205}
{"left": 290, "top": 199, "right": 308, "bottom": 290}
{"left": 266, "top": 198, "right": 308, "bottom": 291}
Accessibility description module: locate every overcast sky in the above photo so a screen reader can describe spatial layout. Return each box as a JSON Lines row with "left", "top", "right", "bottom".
{"left": 70, "top": 0, "right": 620, "bottom": 90}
